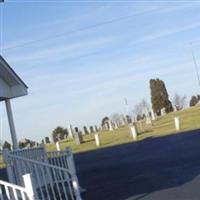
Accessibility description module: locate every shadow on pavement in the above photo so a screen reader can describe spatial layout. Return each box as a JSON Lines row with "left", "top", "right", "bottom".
{"left": 1, "top": 129, "right": 200, "bottom": 200}
{"left": 75, "top": 129, "right": 200, "bottom": 200}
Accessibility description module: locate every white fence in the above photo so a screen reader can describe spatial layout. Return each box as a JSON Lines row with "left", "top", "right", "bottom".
{"left": 0, "top": 173, "right": 34, "bottom": 200}
{"left": 2, "top": 147, "right": 82, "bottom": 200}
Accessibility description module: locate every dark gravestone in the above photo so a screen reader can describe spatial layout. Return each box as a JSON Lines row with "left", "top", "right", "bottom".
{"left": 75, "top": 127, "right": 79, "bottom": 133}
{"left": 83, "top": 126, "right": 89, "bottom": 134}
{"left": 90, "top": 126, "right": 94, "bottom": 133}
{"left": 45, "top": 137, "right": 50, "bottom": 144}
{"left": 74, "top": 129, "right": 83, "bottom": 145}
{"left": 95, "top": 125, "right": 98, "bottom": 132}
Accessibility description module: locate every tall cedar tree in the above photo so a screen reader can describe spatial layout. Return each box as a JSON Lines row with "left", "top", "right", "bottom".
{"left": 150, "top": 79, "right": 173, "bottom": 115}
{"left": 189, "top": 95, "right": 200, "bottom": 107}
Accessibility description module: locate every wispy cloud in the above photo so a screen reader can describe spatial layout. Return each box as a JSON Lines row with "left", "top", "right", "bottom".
{"left": 133, "top": 21, "right": 200, "bottom": 44}
{"left": 6, "top": 36, "right": 116, "bottom": 64}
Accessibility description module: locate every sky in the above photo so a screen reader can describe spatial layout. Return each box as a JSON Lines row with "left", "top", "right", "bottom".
{"left": 0, "top": 0, "right": 200, "bottom": 143}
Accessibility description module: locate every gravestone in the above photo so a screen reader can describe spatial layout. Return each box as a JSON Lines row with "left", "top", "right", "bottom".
{"left": 90, "top": 126, "right": 94, "bottom": 133}
{"left": 108, "top": 120, "right": 113, "bottom": 131}
{"left": 144, "top": 108, "right": 152, "bottom": 125}
{"left": 56, "top": 141, "right": 61, "bottom": 151}
{"left": 130, "top": 125, "right": 137, "bottom": 141}
{"left": 126, "top": 115, "right": 132, "bottom": 124}
{"left": 94, "top": 133, "right": 101, "bottom": 147}
{"left": 83, "top": 126, "right": 89, "bottom": 135}
{"left": 174, "top": 117, "right": 181, "bottom": 131}
{"left": 151, "top": 109, "right": 156, "bottom": 121}
{"left": 95, "top": 125, "right": 98, "bottom": 132}
{"left": 161, "top": 108, "right": 166, "bottom": 116}
{"left": 74, "top": 129, "right": 83, "bottom": 145}
{"left": 68, "top": 125, "right": 74, "bottom": 138}
{"left": 105, "top": 123, "right": 109, "bottom": 131}
{"left": 114, "top": 122, "right": 118, "bottom": 129}
{"left": 45, "top": 137, "right": 50, "bottom": 144}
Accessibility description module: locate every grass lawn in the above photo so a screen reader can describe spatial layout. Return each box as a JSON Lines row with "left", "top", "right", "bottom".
{"left": 1, "top": 106, "right": 200, "bottom": 168}
{"left": 46, "top": 106, "right": 200, "bottom": 153}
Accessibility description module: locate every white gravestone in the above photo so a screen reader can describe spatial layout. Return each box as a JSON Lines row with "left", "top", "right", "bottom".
{"left": 130, "top": 125, "right": 137, "bottom": 141}
{"left": 144, "top": 108, "right": 152, "bottom": 125}
{"left": 161, "top": 108, "right": 166, "bottom": 116}
{"left": 151, "top": 109, "right": 156, "bottom": 121}
{"left": 94, "top": 133, "right": 101, "bottom": 147}
{"left": 108, "top": 120, "right": 113, "bottom": 131}
{"left": 68, "top": 125, "right": 74, "bottom": 138}
{"left": 56, "top": 141, "right": 61, "bottom": 151}
{"left": 174, "top": 117, "right": 181, "bottom": 131}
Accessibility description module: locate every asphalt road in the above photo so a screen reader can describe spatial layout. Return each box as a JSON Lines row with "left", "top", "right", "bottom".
{"left": 1, "top": 129, "right": 200, "bottom": 200}
{"left": 75, "top": 129, "right": 200, "bottom": 200}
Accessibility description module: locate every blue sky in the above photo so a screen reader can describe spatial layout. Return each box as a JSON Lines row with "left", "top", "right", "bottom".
{"left": 1, "top": 0, "right": 200, "bottom": 142}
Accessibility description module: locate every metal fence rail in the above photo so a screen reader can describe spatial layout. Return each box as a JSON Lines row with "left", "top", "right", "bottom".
{"left": 3, "top": 148, "right": 82, "bottom": 200}
{"left": 0, "top": 174, "right": 34, "bottom": 200}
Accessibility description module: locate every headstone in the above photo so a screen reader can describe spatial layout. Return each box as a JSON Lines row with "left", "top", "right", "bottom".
{"left": 174, "top": 117, "right": 181, "bottom": 131}
{"left": 74, "top": 129, "right": 83, "bottom": 145}
{"left": 161, "top": 108, "right": 166, "bottom": 116}
{"left": 121, "top": 118, "right": 126, "bottom": 126}
{"left": 45, "top": 137, "right": 50, "bottom": 144}
{"left": 90, "top": 126, "right": 94, "bottom": 133}
{"left": 108, "top": 120, "right": 113, "bottom": 131}
{"left": 114, "top": 122, "right": 118, "bottom": 129}
{"left": 144, "top": 108, "right": 152, "bottom": 125}
{"left": 104, "top": 123, "right": 109, "bottom": 131}
{"left": 95, "top": 125, "right": 98, "bottom": 132}
{"left": 130, "top": 125, "right": 137, "bottom": 141}
{"left": 83, "top": 126, "right": 89, "bottom": 134}
{"left": 68, "top": 125, "right": 74, "bottom": 138}
{"left": 87, "top": 126, "right": 91, "bottom": 134}
{"left": 126, "top": 115, "right": 132, "bottom": 124}
{"left": 74, "top": 127, "right": 79, "bottom": 133}
{"left": 56, "top": 141, "right": 61, "bottom": 151}
{"left": 94, "top": 133, "right": 101, "bottom": 147}
{"left": 151, "top": 109, "right": 156, "bottom": 121}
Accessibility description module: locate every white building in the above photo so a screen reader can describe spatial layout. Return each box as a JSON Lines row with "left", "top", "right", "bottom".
{"left": 0, "top": 55, "right": 28, "bottom": 149}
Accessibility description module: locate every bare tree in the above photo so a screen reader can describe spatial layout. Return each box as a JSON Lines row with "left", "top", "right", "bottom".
{"left": 110, "top": 113, "right": 121, "bottom": 124}
{"left": 173, "top": 93, "right": 187, "bottom": 111}
{"left": 133, "top": 99, "right": 150, "bottom": 117}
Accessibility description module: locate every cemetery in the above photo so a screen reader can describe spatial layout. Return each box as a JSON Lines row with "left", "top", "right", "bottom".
{"left": 1, "top": 1, "right": 200, "bottom": 199}
{"left": 45, "top": 105, "right": 200, "bottom": 153}
{"left": 1, "top": 54, "right": 200, "bottom": 199}
{"left": 1, "top": 55, "right": 200, "bottom": 200}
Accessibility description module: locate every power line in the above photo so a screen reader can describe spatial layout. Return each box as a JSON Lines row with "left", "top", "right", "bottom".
{"left": 2, "top": 6, "right": 171, "bottom": 52}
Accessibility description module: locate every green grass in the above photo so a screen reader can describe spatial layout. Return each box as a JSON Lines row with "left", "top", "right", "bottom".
{"left": 1, "top": 105, "right": 200, "bottom": 168}
{"left": 46, "top": 105, "right": 200, "bottom": 153}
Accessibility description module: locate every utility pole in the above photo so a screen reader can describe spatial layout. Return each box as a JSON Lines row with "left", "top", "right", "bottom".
{"left": 190, "top": 42, "right": 200, "bottom": 89}
{"left": 0, "top": 0, "right": 4, "bottom": 150}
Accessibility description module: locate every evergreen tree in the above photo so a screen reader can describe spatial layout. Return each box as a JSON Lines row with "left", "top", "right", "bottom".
{"left": 150, "top": 78, "right": 173, "bottom": 115}
{"left": 190, "top": 95, "right": 199, "bottom": 107}
{"left": 3, "top": 141, "right": 11, "bottom": 150}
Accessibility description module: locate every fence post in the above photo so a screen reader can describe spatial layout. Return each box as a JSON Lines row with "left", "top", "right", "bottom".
{"left": 66, "top": 148, "right": 82, "bottom": 200}
{"left": 94, "top": 133, "right": 101, "bottom": 147}
{"left": 174, "top": 117, "right": 181, "bottom": 131}
{"left": 3, "top": 149, "right": 15, "bottom": 184}
{"left": 23, "top": 173, "right": 36, "bottom": 200}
